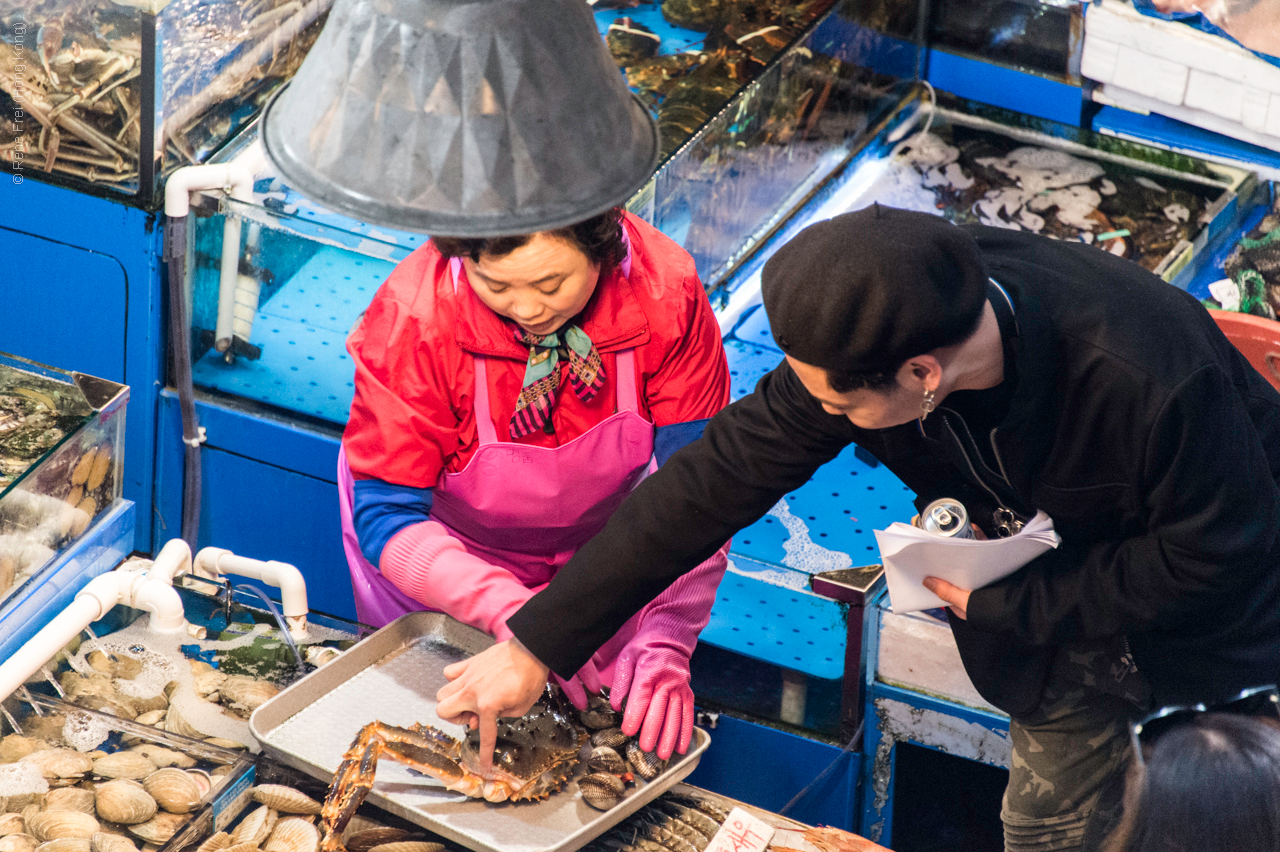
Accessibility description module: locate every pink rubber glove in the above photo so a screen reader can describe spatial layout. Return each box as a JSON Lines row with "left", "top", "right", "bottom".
{"left": 610, "top": 541, "right": 730, "bottom": 759}
{"left": 383, "top": 522, "right": 599, "bottom": 709}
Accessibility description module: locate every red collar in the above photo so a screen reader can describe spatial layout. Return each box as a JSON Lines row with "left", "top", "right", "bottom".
{"left": 452, "top": 236, "right": 651, "bottom": 359}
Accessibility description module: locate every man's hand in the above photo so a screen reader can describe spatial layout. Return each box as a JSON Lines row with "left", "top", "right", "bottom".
{"left": 436, "top": 639, "right": 550, "bottom": 773}
{"left": 923, "top": 577, "right": 971, "bottom": 620}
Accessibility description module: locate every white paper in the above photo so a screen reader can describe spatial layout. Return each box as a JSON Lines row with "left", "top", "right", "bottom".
{"left": 705, "top": 808, "right": 775, "bottom": 852}
{"left": 873, "top": 511, "right": 1061, "bottom": 613}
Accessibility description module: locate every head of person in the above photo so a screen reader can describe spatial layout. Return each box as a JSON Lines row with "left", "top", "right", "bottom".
{"left": 434, "top": 208, "right": 626, "bottom": 337}
{"left": 1100, "top": 712, "right": 1280, "bottom": 852}
{"left": 762, "top": 205, "right": 990, "bottom": 430}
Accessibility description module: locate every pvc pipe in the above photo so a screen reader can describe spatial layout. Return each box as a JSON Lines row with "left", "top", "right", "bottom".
{"left": 146, "top": 537, "right": 194, "bottom": 585}
{"left": 193, "top": 547, "right": 310, "bottom": 639}
{"left": 231, "top": 222, "right": 264, "bottom": 345}
{"left": 0, "top": 568, "right": 189, "bottom": 703}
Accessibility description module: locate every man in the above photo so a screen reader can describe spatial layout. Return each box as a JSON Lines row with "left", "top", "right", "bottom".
{"left": 438, "top": 206, "right": 1280, "bottom": 851}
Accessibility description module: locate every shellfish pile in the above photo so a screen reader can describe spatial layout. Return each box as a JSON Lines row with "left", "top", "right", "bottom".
{"left": 575, "top": 693, "right": 671, "bottom": 812}
{"left": 1202, "top": 197, "right": 1280, "bottom": 321}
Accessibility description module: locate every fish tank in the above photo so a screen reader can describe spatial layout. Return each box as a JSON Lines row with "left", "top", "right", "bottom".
{"left": 1195, "top": 190, "right": 1280, "bottom": 320}
{"left": 928, "top": 0, "right": 1086, "bottom": 84}
{"left": 176, "top": 0, "right": 922, "bottom": 424}
{"left": 0, "top": 0, "right": 331, "bottom": 206}
{"left": 0, "top": 353, "right": 128, "bottom": 613}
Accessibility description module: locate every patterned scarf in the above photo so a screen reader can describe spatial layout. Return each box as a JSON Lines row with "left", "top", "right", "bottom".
{"left": 509, "top": 324, "right": 605, "bottom": 439}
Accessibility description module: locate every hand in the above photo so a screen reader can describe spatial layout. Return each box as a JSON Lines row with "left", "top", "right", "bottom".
{"left": 436, "top": 638, "right": 550, "bottom": 773}
{"left": 922, "top": 577, "right": 971, "bottom": 620}
{"left": 611, "top": 645, "right": 694, "bottom": 760}
{"left": 552, "top": 657, "right": 604, "bottom": 711}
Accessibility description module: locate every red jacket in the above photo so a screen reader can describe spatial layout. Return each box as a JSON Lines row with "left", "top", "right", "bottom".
{"left": 344, "top": 213, "right": 730, "bottom": 488}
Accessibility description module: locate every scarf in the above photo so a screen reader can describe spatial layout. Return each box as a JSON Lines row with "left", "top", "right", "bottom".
{"left": 509, "top": 324, "right": 605, "bottom": 439}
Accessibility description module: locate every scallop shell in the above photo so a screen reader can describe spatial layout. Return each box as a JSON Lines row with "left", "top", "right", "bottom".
{"left": 578, "top": 773, "right": 625, "bottom": 811}
{"left": 625, "top": 741, "right": 666, "bottom": 782}
{"left": 89, "top": 835, "right": 137, "bottom": 852}
{"left": 345, "top": 829, "right": 412, "bottom": 852}
{"left": 27, "top": 812, "right": 99, "bottom": 842}
{"left": 217, "top": 678, "right": 278, "bottom": 715}
{"left": 45, "top": 789, "right": 95, "bottom": 815}
{"left": 125, "top": 814, "right": 186, "bottom": 846}
{"left": 586, "top": 747, "right": 626, "bottom": 776}
{"left": 35, "top": 839, "right": 91, "bottom": 852}
{"left": 21, "top": 750, "right": 93, "bottom": 781}
{"left": 0, "top": 815, "right": 25, "bottom": 836}
{"left": 366, "top": 844, "right": 444, "bottom": 852}
{"left": 263, "top": 818, "right": 319, "bottom": 852}
{"left": 230, "top": 806, "right": 276, "bottom": 847}
{"left": 0, "top": 836, "right": 36, "bottom": 852}
{"left": 94, "top": 781, "right": 156, "bottom": 826}
{"left": 589, "top": 728, "right": 629, "bottom": 750}
{"left": 140, "top": 769, "right": 200, "bottom": 816}
{"left": 91, "top": 754, "right": 155, "bottom": 782}
{"left": 251, "top": 786, "right": 321, "bottom": 816}
{"left": 192, "top": 832, "right": 230, "bottom": 852}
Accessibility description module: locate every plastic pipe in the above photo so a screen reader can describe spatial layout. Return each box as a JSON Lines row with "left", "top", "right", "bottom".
{"left": 193, "top": 547, "right": 310, "bottom": 639}
{"left": 231, "top": 222, "right": 264, "bottom": 346}
{"left": 0, "top": 568, "right": 188, "bottom": 703}
{"left": 145, "top": 537, "right": 194, "bottom": 585}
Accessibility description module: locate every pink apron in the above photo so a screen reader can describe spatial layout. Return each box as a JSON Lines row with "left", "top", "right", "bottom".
{"left": 339, "top": 250, "right": 656, "bottom": 638}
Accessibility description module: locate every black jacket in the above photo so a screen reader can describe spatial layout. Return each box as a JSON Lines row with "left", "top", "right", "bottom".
{"left": 508, "top": 225, "right": 1280, "bottom": 718}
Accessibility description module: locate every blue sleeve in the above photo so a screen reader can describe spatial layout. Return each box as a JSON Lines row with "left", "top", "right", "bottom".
{"left": 654, "top": 419, "right": 712, "bottom": 467}
{"left": 352, "top": 479, "right": 434, "bottom": 566}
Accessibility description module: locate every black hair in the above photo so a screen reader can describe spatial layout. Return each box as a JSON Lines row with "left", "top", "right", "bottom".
{"left": 1103, "top": 713, "right": 1280, "bottom": 852}
{"left": 433, "top": 208, "right": 626, "bottom": 275}
{"left": 825, "top": 303, "right": 985, "bottom": 394}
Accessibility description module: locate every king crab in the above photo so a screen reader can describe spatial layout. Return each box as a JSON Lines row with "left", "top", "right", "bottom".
{"left": 319, "top": 686, "right": 588, "bottom": 852}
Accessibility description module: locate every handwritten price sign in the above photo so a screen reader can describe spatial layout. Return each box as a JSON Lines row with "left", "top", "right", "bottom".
{"left": 705, "top": 808, "right": 776, "bottom": 852}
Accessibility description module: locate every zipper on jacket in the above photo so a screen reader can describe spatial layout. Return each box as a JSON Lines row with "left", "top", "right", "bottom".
{"left": 990, "top": 427, "right": 1014, "bottom": 491}
{"left": 943, "top": 417, "right": 1009, "bottom": 510}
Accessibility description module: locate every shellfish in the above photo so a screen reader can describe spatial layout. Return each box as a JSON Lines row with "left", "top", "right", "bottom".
{"left": 140, "top": 769, "right": 201, "bottom": 815}
{"left": 579, "top": 773, "right": 626, "bottom": 811}
{"left": 26, "top": 812, "right": 99, "bottom": 843}
{"left": 125, "top": 813, "right": 186, "bottom": 846}
{"left": 263, "top": 818, "right": 319, "bottom": 852}
{"left": 586, "top": 747, "right": 626, "bottom": 776}
{"left": 44, "top": 789, "right": 95, "bottom": 815}
{"left": 91, "top": 754, "right": 155, "bottom": 782}
{"left": 94, "top": 780, "right": 156, "bottom": 825}
{"left": 625, "top": 742, "right": 667, "bottom": 782}
{"left": 89, "top": 834, "right": 138, "bottom": 852}
{"left": 251, "top": 786, "right": 322, "bottom": 816}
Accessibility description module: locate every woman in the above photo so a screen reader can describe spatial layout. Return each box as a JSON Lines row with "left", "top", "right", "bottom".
{"left": 338, "top": 207, "right": 730, "bottom": 759}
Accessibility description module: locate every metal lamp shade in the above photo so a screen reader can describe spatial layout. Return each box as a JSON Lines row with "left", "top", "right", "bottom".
{"left": 262, "top": 0, "right": 660, "bottom": 236}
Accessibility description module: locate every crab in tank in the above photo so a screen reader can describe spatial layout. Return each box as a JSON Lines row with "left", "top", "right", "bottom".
{"left": 318, "top": 686, "right": 588, "bottom": 852}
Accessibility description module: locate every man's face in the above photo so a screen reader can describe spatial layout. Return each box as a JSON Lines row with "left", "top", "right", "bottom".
{"left": 787, "top": 356, "right": 922, "bottom": 430}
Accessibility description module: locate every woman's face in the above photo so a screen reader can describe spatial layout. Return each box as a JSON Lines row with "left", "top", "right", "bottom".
{"left": 464, "top": 233, "right": 601, "bottom": 337}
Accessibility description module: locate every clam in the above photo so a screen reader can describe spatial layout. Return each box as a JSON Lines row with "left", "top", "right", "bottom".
{"left": 590, "top": 728, "right": 629, "bottom": 750}
{"left": 250, "top": 786, "right": 321, "bottom": 816}
{"left": 201, "top": 739, "right": 244, "bottom": 751}
{"left": 578, "top": 695, "right": 620, "bottom": 730}
{"left": 0, "top": 736, "right": 47, "bottom": 764}
{"left": 141, "top": 769, "right": 201, "bottom": 815}
{"left": 125, "top": 814, "right": 186, "bottom": 846}
{"left": 191, "top": 671, "right": 225, "bottom": 700}
{"left": 586, "top": 747, "right": 626, "bottom": 776}
{"left": 578, "top": 773, "right": 625, "bottom": 811}
{"left": 34, "top": 840, "right": 91, "bottom": 852}
{"left": 220, "top": 843, "right": 259, "bottom": 852}
{"left": 366, "top": 845, "right": 444, "bottom": 852}
{"left": 0, "top": 815, "right": 26, "bottom": 835}
{"left": 160, "top": 708, "right": 204, "bottom": 741}
{"left": 21, "top": 750, "right": 93, "bottom": 782}
{"left": 0, "top": 836, "right": 36, "bottom": 852}
{"left": 45, "top": 789, "right": 95, "bottom": 815}
{"left": 94, "top": 781, "right": 155, "bottom": 826}
{"left": 184, "top": 771, "right": 212, "bottom": 799}
{"left": 91, "top": 754, "right": 154, "bottom": 782}
{"left": 218, "top": 678, "right": 278, "bottom": 716}
{"left": 126, "top": 748, "right": 191, "bottom": 771}
{"left": 130, "top": 696, "right": 168, "bottom": 716}
{"left": 192, "top": 832, "right": 230, "bottom": 852}
{"left": 20, "top": 808, "right": 41, "bottom": 826}
{"left": 27, "top": 811, "right": 99, "bottom": 842}
{"left": 131, "top": 714, "right": 164, "bottom": 729}
{"left": 625, "top": 741, "right": 666, "bottom": 782}
{"left": 230, "top": 806, "right": 276, "bottom": 847}
{"left": 345, "top": 829, "right": 412, "bottom": 852}
{"left": 89, "top": 834, "right": 138, "bottom": 852}
{"left": 263, "top": 818, "right": 319, "bottom": 852}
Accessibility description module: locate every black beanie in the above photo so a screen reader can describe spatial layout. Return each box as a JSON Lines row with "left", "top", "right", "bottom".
{"left": 762, "top": 205, "right": 988, "bottom": 376}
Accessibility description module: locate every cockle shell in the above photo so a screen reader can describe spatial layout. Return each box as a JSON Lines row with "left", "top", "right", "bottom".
{"left": 89, "top": 833, "right": 138, "bottom": 852}
{"left": 578, "top": 695, "right": 620, "bottom": 730}
{"left": 94, "top": 781, "right": 156, "bottom": 825}
{"left": 345, "top": 829, "right": 412, "bottom": 852}
{"left": 91, "top": 754, "right": 155, "bottom": 783}
{"left": 578, "top": 773, "right": 625, "bottom": 811}
{"left": 250, "top": 786, "right": 321, "bottom": 816}
{"left": 590, "top": 728, "right": 628, "bottom": 750}
{"left": 0, "top": 815, "right": 26, "bottom": 835}
{"left": 625, "top": 741, "right": 666, "bottom": 781}
{"left": 263, "top": 818, "right": 319, "bottom": 852}
{"left": 125, "top": 814, "right": 185, "bottom": 846}
{"left": 21, "top": 750, "right": 93, "bottom": 781}
{"left": 192, "top": 832, "right": 230, "bottom": 852}
{"left": 366, "top": 844, "right": 444, "bottom": 852}
{"left": 0, "top": 835, "right": 36, "bottom": 852}
{"left": 141, "top": 769, "right": 201, "bottom": 815}
{"left": 230, "top": 806, "right": 276, "bottom": 847}
{"left": 586, "top": 747, "right": 626, "bottom": 775}
{"left": 27, "top": 811, "right": 99, "bottom": 842}
{"left": 34, "top": 839, "right": 91, "bottom": 852}
{"left": 45, "top": 789, "right": 96, "bottom": 815}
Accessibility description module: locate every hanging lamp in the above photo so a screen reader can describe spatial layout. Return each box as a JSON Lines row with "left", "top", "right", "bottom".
{"left": 260, "top": 0, "right": 660, "bottom": 236}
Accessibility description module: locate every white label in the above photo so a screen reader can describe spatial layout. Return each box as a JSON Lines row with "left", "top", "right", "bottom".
{"left": 705, "top": 808, "right": 775, "bottom": 852}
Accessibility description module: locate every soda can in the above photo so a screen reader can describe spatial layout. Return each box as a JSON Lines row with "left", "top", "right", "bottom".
{"left": 920, "top": 499, "right": 975, "bottom": 539}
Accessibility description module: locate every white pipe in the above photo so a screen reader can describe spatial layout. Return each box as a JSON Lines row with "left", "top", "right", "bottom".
{"left": 0, "top": 568, "right": 188, "bottom": 703}
{"left": 193, "top": 547, "right": 310, "bottom": 639}
{"left": 145, "top": 537, "right": 195, "bottom": 585}
{"left": 231, "top": 222, "right": 264, "bottom": 345}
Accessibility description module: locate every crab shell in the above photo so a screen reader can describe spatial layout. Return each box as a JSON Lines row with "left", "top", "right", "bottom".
{"left": 456, "top": 698, "right": 588, "bottom": 802}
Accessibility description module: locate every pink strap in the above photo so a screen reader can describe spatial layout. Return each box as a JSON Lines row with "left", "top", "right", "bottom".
{"left": 472, "top": 357, "right": 500, "bottom": 445}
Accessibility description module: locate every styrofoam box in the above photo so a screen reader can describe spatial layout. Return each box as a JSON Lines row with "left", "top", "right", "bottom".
{"left": 876, "top": 609, "right": 1002, "bottom": 715}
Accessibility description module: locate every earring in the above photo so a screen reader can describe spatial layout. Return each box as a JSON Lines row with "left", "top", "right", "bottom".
{"left": 920, "top": 389, "right": 936, "bottom": 422}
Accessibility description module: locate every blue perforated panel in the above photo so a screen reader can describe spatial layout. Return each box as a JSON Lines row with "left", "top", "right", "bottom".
{"left": 731, "top": 304, "right": 783, "bottom": 353}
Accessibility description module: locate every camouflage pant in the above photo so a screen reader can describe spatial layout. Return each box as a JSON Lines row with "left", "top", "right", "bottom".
{"left": 1001, "top": 636, "right": 1151, "bottom": 852}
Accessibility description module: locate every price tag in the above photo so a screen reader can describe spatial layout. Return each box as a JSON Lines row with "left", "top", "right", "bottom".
{"left": 705, "top": 807, "right": 776, "bottom": 852}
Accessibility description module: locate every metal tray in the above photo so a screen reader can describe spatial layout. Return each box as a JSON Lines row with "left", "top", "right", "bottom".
{"left": 250, "top": 612, "right": 710, "bottom": 852}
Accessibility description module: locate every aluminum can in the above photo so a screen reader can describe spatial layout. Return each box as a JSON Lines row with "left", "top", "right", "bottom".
{"left": 920, "top": 499, "right": 975, "bottom": 539}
